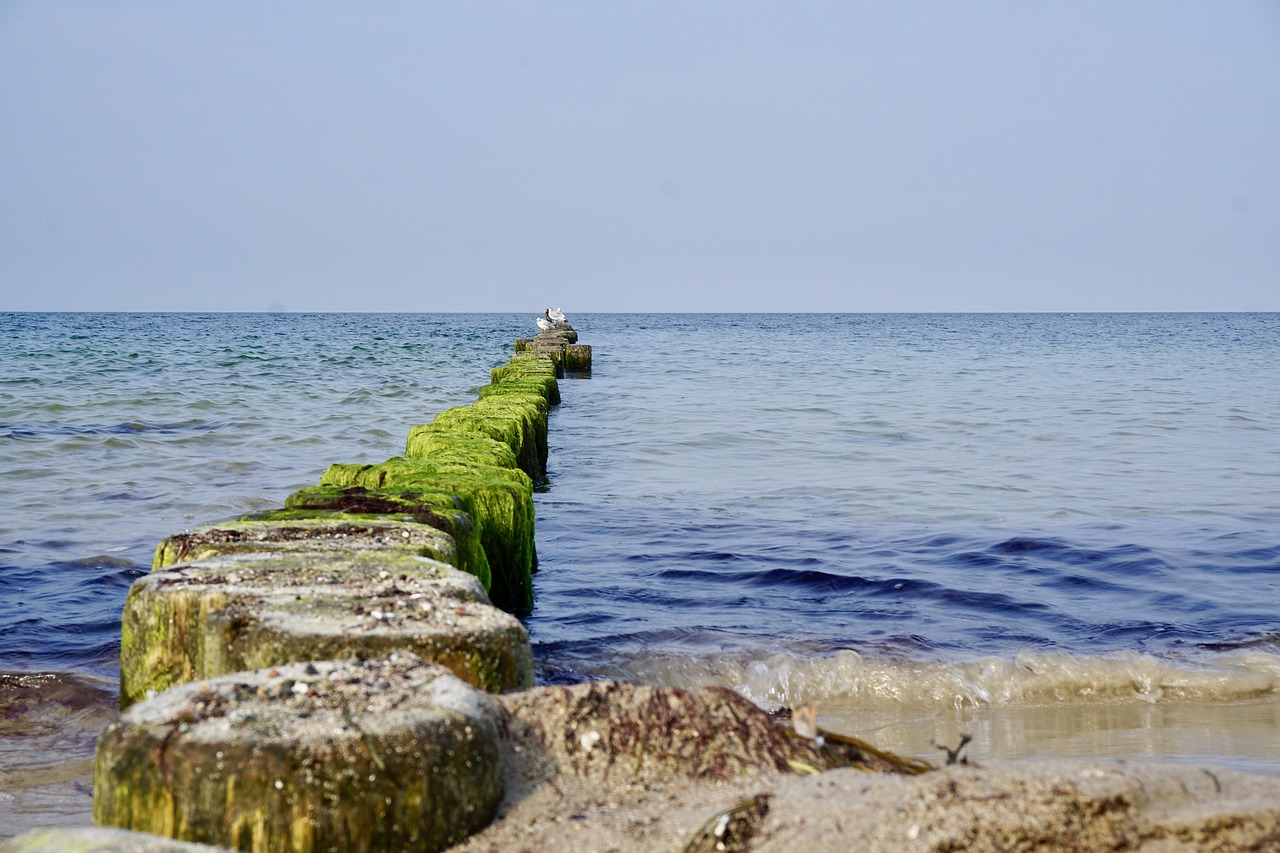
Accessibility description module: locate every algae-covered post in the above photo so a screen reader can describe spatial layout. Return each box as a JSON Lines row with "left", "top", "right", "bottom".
{"left": 319, "top": 457, "right": 537, "bottom": 614}
{"left": 96, "top": 655, "right": 503, "bottom": 853}
{"left": 119, "top": 550, "right": 532, "bottom": 707}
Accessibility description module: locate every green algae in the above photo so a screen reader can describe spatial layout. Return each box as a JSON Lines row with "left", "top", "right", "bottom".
{"left": 275, "top": 485, "right": 491, "bottom": 586}
{"left": 479, "top": 378, "right": 555, "bottom": 403}
{"left": 531, "top": 325, "right": 576, "bottom": 343}
{"left": 492, "top": 352, "right": 558, "bottom": 380}
{"left": 523, "top": 346, "right": 565, "bottom": 376}
{"left": 284, "top": 484, "right": 464, "bottom": 515}
{"left": 119, "top": 551, "right": 531, "bottom": 705}
{"left": 410, "top": 396, "right": 549, "bottom": 484}
{"left": 487, "top": 372, "right": 559, "bottom": 406}
{"left": 500, "top": 351, "right": 558, "bottom": 373}
{"left": 490, "top": 357, "right": 555, "bottom": 378}
{"left": 400, "top": 426, "right": 519, "bottom": 471}
{"left": 120, "top": 550, "right": 491, "bottom": 707}
{"left": 320, "top": 458, "right": 535, "bottom": 614}
{"left": 565, "top": 343, "right": 592, "bottom": 373}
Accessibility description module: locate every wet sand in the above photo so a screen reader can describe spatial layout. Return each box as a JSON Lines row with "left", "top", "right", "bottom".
{"left": 821, "top": 694, "right": 1280, "bottom": 777}
{"left": 0, "top": 672, "right": 116, "bottom": 840}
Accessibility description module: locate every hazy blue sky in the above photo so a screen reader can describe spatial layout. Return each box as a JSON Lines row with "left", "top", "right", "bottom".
{"left": 2, "top": 2, "right": 1278, "bottom": 312}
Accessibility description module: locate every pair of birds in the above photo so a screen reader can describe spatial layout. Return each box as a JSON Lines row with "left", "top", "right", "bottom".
{"left": 535, "top": 307, "right": 568, "bottom": 332}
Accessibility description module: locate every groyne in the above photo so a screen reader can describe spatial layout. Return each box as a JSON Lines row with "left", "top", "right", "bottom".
{"left": 88, "top": 320, "right": 591, "bottom": 850}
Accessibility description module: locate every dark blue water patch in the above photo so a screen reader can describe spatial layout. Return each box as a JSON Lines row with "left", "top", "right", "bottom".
{"left": 990, "top": 537, "right": 1110, "bottom": 562}
{"left": 1200, "top": 632, "right": 1280, "bottom": 653}
{"left": 1199, "top": 543, "right": 1280, "bottom": 571}
{"left": 96, "top": 490, "right": 164, "bottom": 502}
{"left": 0, "top": 559, "right": 145, "bottom": 673}
{"left": 0, "top": 420, "right": 222, "bottom": 439}
{"left": 530, "top": 498, "right": 1280, "bottom": 666}
{"left": 1046, "top": 572, "right": 1136, "bottom": 595}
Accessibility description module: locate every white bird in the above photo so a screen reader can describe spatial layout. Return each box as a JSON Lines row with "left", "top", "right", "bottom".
{"left": 548, "top": 307, "right": 567, "bottom": 323}
{"left": 535, "top": 317, "right": 554, "bottom": 332}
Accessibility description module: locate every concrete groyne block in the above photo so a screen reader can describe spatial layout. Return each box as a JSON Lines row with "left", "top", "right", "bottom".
{"left": 320, "top": 458, "right": 535, "bottom": 614}
{"left": 565, "top": 343, "right": 592, "bottom": 374}
{"left": 119, "top": 550, "right": 532, "bottom": 707}
{"left": 275, "top": 485, "right": 491, "bottom": 585}
{"left": 525, "top": 344, "right": 565, "bottom": 376}
{"left": 95, "top": 654, "right": 503, "bottom": 853}
{"left": 521, "top": 323, "right": 588, "bottom": 376}
{"left": 152, "top": 518, "right": 460, "bottom": 581}
{"left": 537, "top": 328, "right": 577, "bottom": 345}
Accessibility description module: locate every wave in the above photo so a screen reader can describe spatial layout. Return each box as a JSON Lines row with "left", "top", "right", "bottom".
{"left": 539, "top": 646, "right": 1280, "bottom": 711}
{"left": 0, "top": 420, "right": 221, "bottom": 439}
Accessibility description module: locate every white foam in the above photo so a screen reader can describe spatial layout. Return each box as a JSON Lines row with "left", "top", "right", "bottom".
{"left": 587, "top": 648, "right": 1280, "bottom": 711}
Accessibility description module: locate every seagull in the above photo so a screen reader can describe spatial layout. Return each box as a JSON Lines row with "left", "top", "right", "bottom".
{"left": 535, "top": 317, "right": 554, "bottom": 332}
{"left": 548, "top": 307, "right": 567, "bottom": 323}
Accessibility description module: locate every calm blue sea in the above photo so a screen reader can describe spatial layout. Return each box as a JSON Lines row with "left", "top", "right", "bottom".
{"left": 2, "top": 311, "right": 1279, "bottom": 830}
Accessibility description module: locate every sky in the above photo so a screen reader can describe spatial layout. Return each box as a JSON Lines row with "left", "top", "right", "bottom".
{"left": 2, "top": 2, "right": 1278, "bottom": 312}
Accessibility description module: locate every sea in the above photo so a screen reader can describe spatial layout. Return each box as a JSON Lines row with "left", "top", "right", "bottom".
{"left": 2, "top": 311, "right": 1278, "bottom": 835}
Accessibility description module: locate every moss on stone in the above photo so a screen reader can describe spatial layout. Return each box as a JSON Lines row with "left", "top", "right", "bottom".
{"left": 491, "top": 353, "right": 561, "bottom": 388}
{"left": 236, "top": 510, "right": 491, "bottom": 593}
{"left": 500, "top": 351, "right": 558, "bottom": 373}
{"left": 320, "top": 459, "right": 535, "bottom": 614}
{"left": 283, "top": 484, "right": 463, "bottom": 514}
{"left": 119, "top": 551, "right": 531, "bottom": 705}
{"left": 479, "top": 378, "right": 555, "bottom": 405}
{"left": 531, "top": 324, "right": 576, "bottom": 344}
{"left": 399, "top": 426, "right": 519, "bottom": 471}
{"left": 95, "top": 656, "right": 503, "bottom": 853}
{"left": 525, "top": 345, "right": 565, "bottom": 376}
{"left": 211, "top": 591, "right": 533, "bottom": 694}
{"left": 152, "top": 518, "right": 461, "bottom": 580}
{"left": 410, "top": 396, "right": 548, "bottom": 484}
{"left": 121, "top": 551, "right": 492, "bottom": 707}
{"left": 274, "top": 486, "right": 491, "bottom": 585}
{"left": 565, "top": 343, "right": 592, "bottom": 373}
{"left": 488, "top": 373, "right": 559, "bottom": 406}
{"left": 490, "top": 354, "right": 560, "bottom": 403}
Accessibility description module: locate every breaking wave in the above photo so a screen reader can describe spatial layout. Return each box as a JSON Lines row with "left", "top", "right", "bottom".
{"left": 543, "top": 647, "right": 1280, "bottom": 711}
